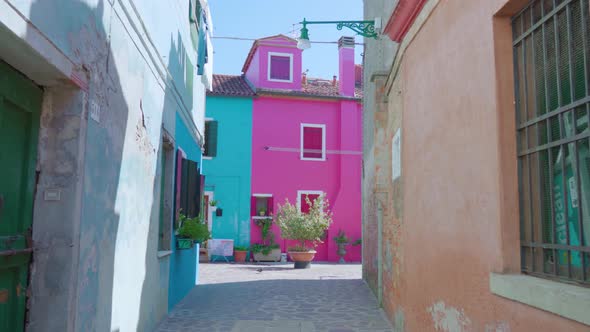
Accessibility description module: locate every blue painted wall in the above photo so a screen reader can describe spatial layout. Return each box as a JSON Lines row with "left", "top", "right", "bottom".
{"left": 168, "top": 113, "right": 203, "bottom": 310}
{"left": 6, "top": 0, "right": 212, "bottom": 330}
{"left": 203, "top": 96, "right": 253, "bottom": 249}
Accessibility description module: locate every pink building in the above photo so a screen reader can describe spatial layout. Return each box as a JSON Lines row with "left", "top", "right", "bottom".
{"left": 244, "top": 35, "right": 363, "bottom": 262}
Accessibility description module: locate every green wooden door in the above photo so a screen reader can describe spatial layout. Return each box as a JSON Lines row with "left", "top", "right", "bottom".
{"left": 0, "top": 60, "right": 42, "bottom": 332}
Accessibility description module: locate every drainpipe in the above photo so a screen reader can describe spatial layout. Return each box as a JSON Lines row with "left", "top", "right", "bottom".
{"left": 377, "top": 201, "right": 383, "bottom": 306}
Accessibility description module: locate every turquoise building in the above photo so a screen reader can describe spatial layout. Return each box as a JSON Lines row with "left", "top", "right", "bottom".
{"left": 203, "top": 75, "right": 255, "bottom": 251}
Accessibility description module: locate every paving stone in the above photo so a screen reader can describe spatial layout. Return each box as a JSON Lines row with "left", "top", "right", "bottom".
{"left": 155, "top": 263, "right": 392, "bottom": 332}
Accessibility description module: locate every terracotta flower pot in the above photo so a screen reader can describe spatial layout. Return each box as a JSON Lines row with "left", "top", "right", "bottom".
{"left": 234, "top": 250, "right": 247, "bottom": 263}
{"left": 288, "top": 250, "right": 316, "bottom": 269}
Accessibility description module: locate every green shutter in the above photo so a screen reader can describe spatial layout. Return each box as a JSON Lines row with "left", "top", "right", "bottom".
{"left": 206, "top": 121, "right": 218, "bottom": 157}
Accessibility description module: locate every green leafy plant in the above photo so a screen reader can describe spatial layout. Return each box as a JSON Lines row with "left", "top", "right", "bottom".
{"left": 234, "top": 246, "right": 248, "bottom": 251}
{"left": 276, "top": 193, "right": 333, "bottom": 251}
{"left": 352, "top": 238, "right": 362, "bottom": 246}
{"left": 258, "top": 207, "right": 267, "bottom": 216}
{"left": 177, "top": 212, "right": 211, "bottom": 243}
{"left": 209, "top": 200, "right": 218, "bottom": 207}
{"left": 333, "top": 229, "right": 349, "bottom": 244}
{"left": 250, "top": 243, "right": 280, "bottom": 255}
{"left": 251, "top": 217, "right": 279, "bottom": 255}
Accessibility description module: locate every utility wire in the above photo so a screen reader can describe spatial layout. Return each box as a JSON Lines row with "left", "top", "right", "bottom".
{"left": 212, "top": 36, "right": 364, "bottom": 46}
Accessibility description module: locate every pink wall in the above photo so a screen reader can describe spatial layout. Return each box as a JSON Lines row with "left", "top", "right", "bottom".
{"left": 243, "top": 37, "right": 302, "bottom": 91}
{"left": 338, "top": 45, "right": 355, "bottom": 97}
{"left": 251, "top": 96, "right": 363, "bottom": 262}
{"left": 244, "top": 48, "right": 260, "bottom": 87}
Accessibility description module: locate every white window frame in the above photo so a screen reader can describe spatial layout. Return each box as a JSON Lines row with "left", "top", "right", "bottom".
{"left": 300, "top": 123, "right": 326, "bottom": 161}
{"left": 267, "top": 52, "right": 293, "bottom": 83}
{"left": 297, "top": 190, "right": 324, "bottom": 213}
{"left": 204, "top": 191, "right": 214, "bottom": 232}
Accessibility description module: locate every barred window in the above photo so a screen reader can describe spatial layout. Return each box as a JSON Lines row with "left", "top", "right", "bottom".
{"left": 513, "top": 0, "right": 590, "bottom": 284}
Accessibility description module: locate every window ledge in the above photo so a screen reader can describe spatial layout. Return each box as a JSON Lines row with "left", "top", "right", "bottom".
{"left": 202, "top": 156, "right": 213, "bottom": 160}
{"left": 252, "top": 216, "right": 272, "bottom": 220}
{"left": 157, "top": 250, "right": 173, "bottom": 259}
{"left": 490, "top": 273, "right": 590, "bottom": 326}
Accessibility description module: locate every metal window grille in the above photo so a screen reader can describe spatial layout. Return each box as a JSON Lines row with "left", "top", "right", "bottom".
{"left": 513, "top": 0, "right": 590, "bottom": 285}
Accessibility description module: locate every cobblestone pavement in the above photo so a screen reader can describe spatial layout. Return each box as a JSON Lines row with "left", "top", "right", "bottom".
{"left": 155, "top": 263, "right": 393, "bottom": 332}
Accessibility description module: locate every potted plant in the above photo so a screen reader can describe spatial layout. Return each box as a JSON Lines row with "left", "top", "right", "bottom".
{"left": 209, "top": 200, "right": 218, "bottom": 211}
{"left": 176, "top": 212, "right": 211, "bottom": 250}
{"left": 276, "top": 194, "right": 333, "bottom": 269}
{"left": 233, "top": 246, "right": 248, "bottom": 263}
{"left": 258, "top": 207, "right": 267, "bottom": 216}
{"left": 251, "top": 217, "right": 281, "bottom": 262}
{"left": 333, "top": 229, "right": 349, "bottom": 263}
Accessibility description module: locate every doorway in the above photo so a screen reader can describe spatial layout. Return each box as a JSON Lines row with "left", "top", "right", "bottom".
{"left": 0, "top": 60, "right": 42, "bottom": 331}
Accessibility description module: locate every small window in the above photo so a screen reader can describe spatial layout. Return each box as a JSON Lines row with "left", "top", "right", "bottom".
{"left": 251, "top": 195, "right": 274, "bottom": 217}
{"left": 204, "top": 120, "right": 218, "bottom": 157}
{"left": 297, "top": 191, "right": 323, "bottom": 214}
{"left": 268, "top": 52, "right": 293, "bottom": 82}
{"left": 301, "top": 124, "right": 326, "bottom": 161}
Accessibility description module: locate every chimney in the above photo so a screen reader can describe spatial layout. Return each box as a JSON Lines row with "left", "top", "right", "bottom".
{"left": 355, "top": 64, "right": 363, "bottom": 87}
{"left": 302, "top": 72, "right": 307, "bottom": 85}
{"left": 338, "top": 36, "right": 355, "bottom": 97}
{"left": 332, "top": 75, "right": 337, "bottom": 86}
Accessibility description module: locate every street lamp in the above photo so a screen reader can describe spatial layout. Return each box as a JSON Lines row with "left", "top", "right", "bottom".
{"left": 297, "top": 18, "right": 379, "bottom": 50}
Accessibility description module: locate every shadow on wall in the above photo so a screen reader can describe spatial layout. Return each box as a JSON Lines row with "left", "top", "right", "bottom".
{"left": 162, "top": 33, "right": 202, "bottom": 312}
{"left": 24, "top": 0, "right": 175, "bottom": 331}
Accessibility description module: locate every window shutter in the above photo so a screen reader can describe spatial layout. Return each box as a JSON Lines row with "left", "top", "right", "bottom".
{"left": 180, "top": 158, "right": 190, "bottom": 216}
{"left": 270, "top": 56, "right": 291, "bottom": 80}
{"left": 303, "top": 126, "right": 323, "bottom": 159}
{"left": 251, "top": 196, "right": 257, "bottom": 217}
{"left": 197, "top": 15, "right": 208, "bottom": 75}
{"left": 267, "top": 197, "right": 274, "bottom": 215}
{"left": 206, "top": 121, "right": 218, "bottom": 157}
{"left": 198, "top": 174, "right": 205, "bottom": 215}
{"left": 174, "top": 150, "right": 184, "bottom": 227}
{"left": 204, "top": 122, "right": 210, "bottom": 156}
{"left": 186, "top": 160, "right": 197, "bottom": 217}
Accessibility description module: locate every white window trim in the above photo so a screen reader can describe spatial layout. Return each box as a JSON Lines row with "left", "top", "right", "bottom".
{"left": 253, "top": 193, "right": 273, "bottom": 197}
{"left": 490, "top": 273, "right": 590, "bottom": 326}
{"left": 267, "top": 52, "right": 293, "bottom": 83}
{"left": 297, "top": 190, "right": 324, "bottom": 212}
{"left": 300, "top": 123, "right": 326, "bottom": 161}
{"left": 204, "top": 191, "right": 214, "bottom": 233}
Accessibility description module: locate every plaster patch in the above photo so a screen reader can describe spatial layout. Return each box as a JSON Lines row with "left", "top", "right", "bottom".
{"left": 428, "top": 301, "right": 471, "bottom": 332}
{"left": 394, "top": 308, "right": 405, "bottom": 332}
{"left": 485, "top": 321, "right": 510, "bottom": 332}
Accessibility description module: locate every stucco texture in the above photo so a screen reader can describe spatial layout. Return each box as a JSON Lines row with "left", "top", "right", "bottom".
{"left": 203, "top": 96, "right": 254, "bottom": 248}
{"left": 3, "top": 0, "right": 207, "bottom": 331}
{"left": 251, "top": 96, "right": 363, "bottom": 262}
{"left": 367, "top": 0, "right": 590, "bottom": 330}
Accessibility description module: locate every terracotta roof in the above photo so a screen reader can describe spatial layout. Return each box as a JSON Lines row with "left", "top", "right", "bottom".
{"left": 208, "top": 74, "right": 255, "bottom": 96}
{"left": 257, "top": 78, "right": 363, "bottom": 99}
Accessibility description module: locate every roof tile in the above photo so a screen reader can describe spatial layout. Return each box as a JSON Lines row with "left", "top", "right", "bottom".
{"left": 208, "top": 74, "right": 255, "bottom": 96}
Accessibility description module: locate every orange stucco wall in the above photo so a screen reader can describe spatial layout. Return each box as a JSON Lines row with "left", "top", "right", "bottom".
{"left": 374, "top": 0, "right": 589, "bottom": 330}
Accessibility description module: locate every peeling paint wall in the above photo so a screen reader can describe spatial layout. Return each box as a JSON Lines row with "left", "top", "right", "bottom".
{"left": 363, "top": 0, "right": 590, "bottom": 331}
{"left": 0, "top": 0, "right": 210, "bottom": 331}
{"left": 362, "top": 0, "right": 399, "bottom": 297}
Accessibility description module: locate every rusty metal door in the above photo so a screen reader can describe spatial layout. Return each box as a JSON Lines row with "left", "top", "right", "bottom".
{"left": 0, "top": 60, "right": 42, "bottom": 331}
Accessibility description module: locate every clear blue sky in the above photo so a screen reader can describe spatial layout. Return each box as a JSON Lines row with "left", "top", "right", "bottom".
{"left": 208, "top": 0, "right": 364, "bottom": 79}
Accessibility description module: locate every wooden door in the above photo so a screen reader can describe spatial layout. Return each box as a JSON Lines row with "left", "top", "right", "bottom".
{"left": 0, "top": 60, "right": 42, "bottom": 332}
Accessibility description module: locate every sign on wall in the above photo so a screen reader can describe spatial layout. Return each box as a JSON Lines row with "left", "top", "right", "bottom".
{"left": 392, "top": 128, "right": 401, "bottom": 181}
{"left": 208, "top": 239, "right": 234, "bottom": 257}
